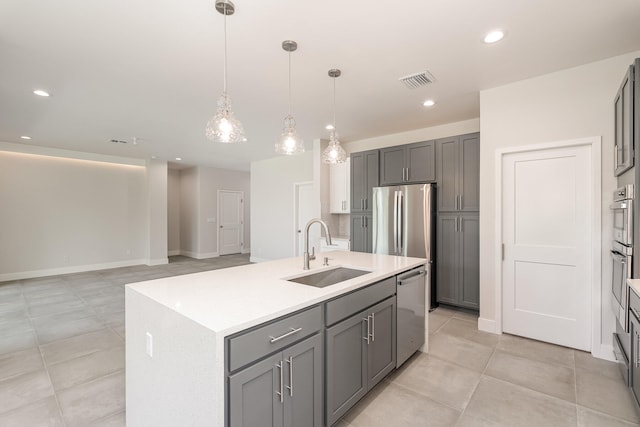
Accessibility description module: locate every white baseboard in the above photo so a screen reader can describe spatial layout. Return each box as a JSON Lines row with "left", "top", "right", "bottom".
{"left": 147, "top": 258, "right": 169, "bottom": 266}
{"left": 591, "top": 343, "right": 615, "bottom": 362}
{"left": 478, "top": 317, "right": 501, "bottom": 335}
{"left": 241, "top": 248, "right": 251, "bottom": 254}
{"left": 250, "top": 256, "right": 270, "bottom": 263}
{"left": 0, "top": 258, "right": 148, "bottom": 282}
{"left": 167, "top": 250, "right": 181, "bottom": 257}
{"left": 180, "top": 250, "right": 219, "bottom": 260}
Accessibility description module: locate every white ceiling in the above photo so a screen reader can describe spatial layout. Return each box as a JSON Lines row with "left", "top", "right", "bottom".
{"left": 1, "top": 0, "right": 640, "bottom": 171}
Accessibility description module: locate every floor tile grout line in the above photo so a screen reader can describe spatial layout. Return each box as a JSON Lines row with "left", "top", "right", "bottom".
{"left": 33, "top": 316, "right": 68, "bottom": 427}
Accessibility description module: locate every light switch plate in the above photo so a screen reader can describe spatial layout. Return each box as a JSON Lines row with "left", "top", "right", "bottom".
{"left": 146, "top": 332, "right": 153, "bottom": 357}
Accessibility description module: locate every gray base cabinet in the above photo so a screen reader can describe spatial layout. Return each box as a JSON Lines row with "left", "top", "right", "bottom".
{"left": 325, "top": 296, "right": 396, "bottom": 426}
{"left": 229, "top": 333, "right": 323, "bottom": 427}
{"left": 380, "top": 141, "right": 435, "bottom": 186}
{"left": 350, "top": 214, "right": 372, "bottom": 253}
{"left": 436, "top": 213, "right": 479, "bottom": 310}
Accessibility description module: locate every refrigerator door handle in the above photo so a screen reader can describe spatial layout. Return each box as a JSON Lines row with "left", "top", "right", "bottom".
{"left": 398, "top": 191, "right": 404, "bottom": 254}
{"left": 393, "top": 191, "right": 399, "bottom": 254}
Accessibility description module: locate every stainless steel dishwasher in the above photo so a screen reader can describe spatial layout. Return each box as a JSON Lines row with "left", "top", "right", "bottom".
{"left": 396, "top": 266, "right": 426, "bottom": 367}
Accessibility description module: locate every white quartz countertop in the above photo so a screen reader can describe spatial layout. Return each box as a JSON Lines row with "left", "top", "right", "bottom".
{"left": 126, "top": 251, "right": 425, "bottom": 337}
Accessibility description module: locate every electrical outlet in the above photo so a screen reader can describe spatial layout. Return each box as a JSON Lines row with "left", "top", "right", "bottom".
{"left": 146, "top": 332, "right": 153, "bottom": 357}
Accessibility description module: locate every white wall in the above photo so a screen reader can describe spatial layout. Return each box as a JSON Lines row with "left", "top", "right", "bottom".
{"left": 167, "top": 168, "right": 181, "bottom": 255}
{"left": 176, "top": 166, "right": 251, "bottom": 258}
{"left": 179, "top": 167, "right": 199, "bottom": 257}
{"left": 479, "top": 50, "right": 640, "bottom": 357}
{"left": 344, "top": 118, "right": 480, "bottom": 153}
{"left": 147, "top": 160, "right": 168, "bottom": 265}
{"left": 251, "top": 151, "right": 315, "bottom": 262}
{"left": 198, "top": 166, "right": 251, "bottom": 256}
{"left": 0, "top": 147, "right": 148, "bottom": 280}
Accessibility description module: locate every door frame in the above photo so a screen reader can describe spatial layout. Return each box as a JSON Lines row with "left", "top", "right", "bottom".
{"left": 293, "top": 181, "right": 314, "bottom": 256}
{"left": 493, "top": 136, "right": 602, "bottom": 355}
{"left": 217, "top": 190, "right": 244, "bottom": 256}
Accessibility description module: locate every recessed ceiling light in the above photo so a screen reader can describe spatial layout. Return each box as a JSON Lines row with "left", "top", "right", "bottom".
{"left": 20, "top": 136, "right": 31, "bottom": 140}
{"left": 325, "top": 124, "right": 335, "bottom": 130}
{"left": 483, "top": 30, "right": 504, "bottom": 44}
{"left": 423, "top": 100, "right": 436, "bottom": 107}
{"left": 33, "top": 89, "right": 50, "bottom": 97}
{"left": 175, "top": 157, "right": 182, "bottom": 161}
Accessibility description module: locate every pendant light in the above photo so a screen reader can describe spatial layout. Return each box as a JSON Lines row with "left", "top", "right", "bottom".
{"left": 275, "top": 40, "right": 305, "bottom": 155}
{"left": 322, "top": 69, "right": 347, "bottom": 163}
{"left": 205, "top": 0, "right": 246, "bottom": 143}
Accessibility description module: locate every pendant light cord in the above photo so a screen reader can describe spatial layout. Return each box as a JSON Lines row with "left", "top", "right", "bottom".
{"left": 288, "top": 50, "right": 292, "bottom": 116}
{"left": 223, "top": 3, "right": 228, "bottom": 94}
{"left": 332, "top": 76, "right": 336, "bottom": 130}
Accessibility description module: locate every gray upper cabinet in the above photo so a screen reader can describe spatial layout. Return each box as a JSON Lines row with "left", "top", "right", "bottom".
{"left": 436, "top": 133, "right": 480, "bottom": 212}
{"left": 380, "top": 141, "right": 435, "bottom": 186}
{"left": 614, "top": 63, "right": 635, "bottom": 176}
{"left": 325, "top": 296, "right": 396, "bottom": 426}
{"left": 351, "top": 150, "right": 379, "bottom": 213}
{"left": 436, "top": 212, "right": 479, "bottom": 310}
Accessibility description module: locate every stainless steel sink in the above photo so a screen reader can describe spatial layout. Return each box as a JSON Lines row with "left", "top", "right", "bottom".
{"left": 287, "top": 267, "right": 371, "bottom": 288}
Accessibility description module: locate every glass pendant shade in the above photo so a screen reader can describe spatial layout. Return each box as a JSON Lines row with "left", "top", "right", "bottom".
{"left": 275, "top": 114, "right": 304, "bottom": 155}
{"left": 206, "top": 93, "right": 245, "bottom": 143}
{"left": 322, "top": 131, "right": 347, "bottom": 163}
{"left": 206, "top": 0, "right": 245, "bottom": 143}
{"left": 275, "top": 40, "right": 304, "bottom": 155}
{"left": 322, "top": 68, "right": 346, "bottom": 164}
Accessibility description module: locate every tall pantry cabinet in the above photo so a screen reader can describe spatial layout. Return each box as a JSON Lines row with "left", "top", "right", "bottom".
{"left": 435, "top": 133, "right": 480, "bottom": 310}
{"left": 350, "top": 150, "right": 379, "bottom": 253}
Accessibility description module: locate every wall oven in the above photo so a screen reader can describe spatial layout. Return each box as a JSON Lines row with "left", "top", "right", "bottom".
{"left": 611, "top": 184, "right": 634, "bottom": 332}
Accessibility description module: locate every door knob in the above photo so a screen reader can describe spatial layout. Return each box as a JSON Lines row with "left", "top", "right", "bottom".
{"left": 297, "top": 230, "right": 301, "bottom": 233}
{"left": 220, "top": 225, "right": 223, "bottom": 228}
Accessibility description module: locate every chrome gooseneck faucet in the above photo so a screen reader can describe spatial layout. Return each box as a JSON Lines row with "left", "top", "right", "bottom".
{"left": 303, "top": 218, "right": 332, "bottom": 270}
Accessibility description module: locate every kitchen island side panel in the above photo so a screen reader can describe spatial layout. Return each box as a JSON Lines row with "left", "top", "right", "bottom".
{"left": 126, "top": 288, "right": 225, "bottom": 427}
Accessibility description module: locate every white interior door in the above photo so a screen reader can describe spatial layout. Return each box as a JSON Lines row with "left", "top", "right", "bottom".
{"left": 502, "top": 144, "right": 592, "bottom": 351}
{"left": 295, "top": 182, "right": 315, "bottom": 256}
{"left": 218, "top": 190, "right": 243, "bottom": 256}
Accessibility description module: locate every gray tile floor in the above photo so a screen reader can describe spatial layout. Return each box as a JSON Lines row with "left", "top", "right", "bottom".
{"left": 0, "top": 257, "right": 637, "bottom": 426}
{"left": 337, "top": 307, "right": 640, "bottom": 427}
{"left": 0, "top": 254, "right": 250, "bottom": 426}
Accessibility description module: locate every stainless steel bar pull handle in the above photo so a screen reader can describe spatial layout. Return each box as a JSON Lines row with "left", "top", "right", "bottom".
{"left": 363, "top": 317, "right": 370, "bottom": 344}
{"left": 370, "top": 312, "right": 375, "bottom": 342}
{"left": 276, "top": 361, "right": 284, "bottom": 403}
{"left": 636, "top": 332, "right": 640, "bottom": 369}
{"left": 286, "top": 356, "right": 293, "bottom": 396}
{"left": 269, "top": 327, "right": 302, "bottom": 343}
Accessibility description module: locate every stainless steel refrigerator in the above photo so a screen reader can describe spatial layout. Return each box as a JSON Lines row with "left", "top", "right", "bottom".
{"left": 372, "top": 183, "right": 436, "bottom": 308}
{"left": 372, "top": 183, "right": 435, "bottom": 367}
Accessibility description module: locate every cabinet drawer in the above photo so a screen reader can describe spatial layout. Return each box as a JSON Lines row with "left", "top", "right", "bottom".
{"left": 325, "top": 277, "right": 395, "bottom": 326}
{"left": 228, "top": 306, "right": 322, "bottom": 372}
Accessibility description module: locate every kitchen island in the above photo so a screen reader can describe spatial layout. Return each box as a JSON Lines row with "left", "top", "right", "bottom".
{"left": 126, "top": 250, "right": 427, "bottom": 426}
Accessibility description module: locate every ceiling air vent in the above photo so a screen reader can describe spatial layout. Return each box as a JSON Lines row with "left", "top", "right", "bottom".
{"left": 399, "top": 71, "right": 436, "bottom": 89}
{"left": 109, "top": 139, "right": 128, "bottom": 144}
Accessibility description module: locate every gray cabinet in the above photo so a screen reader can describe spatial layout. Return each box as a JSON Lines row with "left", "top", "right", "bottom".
{"left": 229, "top": 333, "right": 323, "bottom": 427}
{"left": 436, "top": 133, "right": 479, "bottom": 212}
{"left": 614, "top": 63, "right": 635, "bottom": 176}
{"left": 350, "top": 213, "right": 371, "bottom": 253}
{"left": 227, "top": 307, "right": 323, "bottom": 427}
{"left": 380, "top": 141, "right": 435, "bottom": 186}
{"left": 436, "top": 213, "right": 479, "bottom": 310}
{"left": 326, "top": 296, "right": 396, "bottom": 426}
{"left": 350, "top": 150, "right": 379, "bottom": 213}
